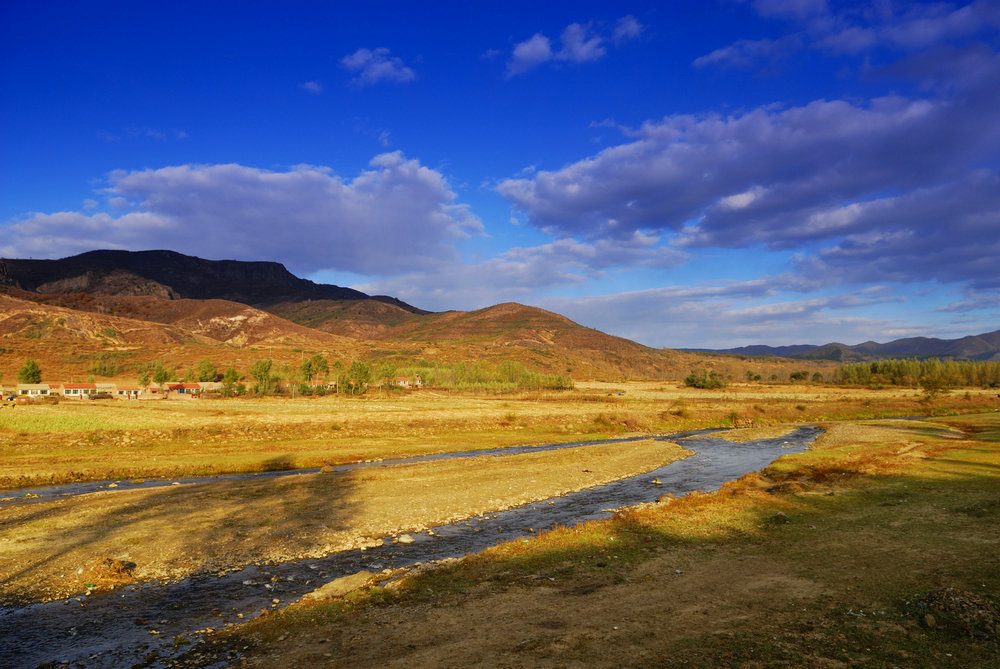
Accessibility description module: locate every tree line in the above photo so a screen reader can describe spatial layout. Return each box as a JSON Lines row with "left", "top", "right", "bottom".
{"left": 4, "top": 355, "right": 573, "bottom": 397}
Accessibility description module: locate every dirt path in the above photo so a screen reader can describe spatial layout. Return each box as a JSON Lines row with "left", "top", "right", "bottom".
{"left": 0, "top": 439, "right": 686, "bottom": 605}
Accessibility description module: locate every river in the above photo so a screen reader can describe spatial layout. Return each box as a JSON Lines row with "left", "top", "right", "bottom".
{"left": 0, "top": 426, "right": 821, "bottom": 668}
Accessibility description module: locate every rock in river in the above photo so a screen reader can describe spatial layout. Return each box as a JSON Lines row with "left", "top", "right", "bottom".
{"left": 301, "top": 571, "right": 375, "bottom": 602}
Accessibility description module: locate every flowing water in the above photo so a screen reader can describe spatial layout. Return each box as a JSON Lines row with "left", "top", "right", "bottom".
{"left": 0, "top": 426, "right": 820, "bottom": 668}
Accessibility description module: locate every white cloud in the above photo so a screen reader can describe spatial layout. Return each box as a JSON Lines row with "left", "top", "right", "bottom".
{"left": 557, "top": 23, "right": 605, "bottom": 63}
{"left": 505, "top": 17, "right": 637, "bottom": 77}
{"left": 613, "top": 15, "right": 643, "bottom": 43}
{"left": 340, "top": 47, "right": 416, "bottom": 85}
{"left": 507, "top": 34, "right": 553, "bottom": 77}
{"left": 299, "top": 80, "right": 323, "bottom": 94}
{"left": 360, "top": 232, "right": 686, "bottom": 312}
{"left": 0, "top": 153, "right": 482, "bottom": 276}
{"left": 693, "top": 35, "right": 802, "bottom": 69}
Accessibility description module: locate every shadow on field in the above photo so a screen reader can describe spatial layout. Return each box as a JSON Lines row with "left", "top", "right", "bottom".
{"left": 0, "top": 465, "right": 362, "bottom": 604}
{"left": 327, "top": 419, "right": 1000, "bottom": 669}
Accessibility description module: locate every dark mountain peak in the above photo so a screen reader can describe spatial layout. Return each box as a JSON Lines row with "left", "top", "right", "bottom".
{"left": 0, "top": 249, "right": 427, "bottom": 313}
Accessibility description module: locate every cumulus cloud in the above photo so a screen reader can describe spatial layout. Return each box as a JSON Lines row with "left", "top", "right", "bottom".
{"left": 506, "top": 34, "right": 554, "bottom": 77}
{"left": 497, "top": 45, "right": 1000, "bottom": 294}
{"left": 793, "top": 170, "right": 1000, "bottom": 290}
{"left": 700, "top": 0, "right": 1000, "bottom": 67}
{"left": 505, "top": 16, "right": 640, "bottom": 77}
{"left": 0, "top": 153, "right": 482, "bottom": 276}
{"left": 613, "top": 15, "right": 643, "bottom": 43}
{"left": 340, "top": 47, "right": 416, "bottom": 85}
{"left": 360, "top": 232, "right": 685, "bottom": 312}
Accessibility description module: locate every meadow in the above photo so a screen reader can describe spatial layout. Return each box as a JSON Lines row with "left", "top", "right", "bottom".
{"left": 199, "top": 411, "right": 1000, "bottom": 668}
{"left": 2, "top": 381, "right": 998, "bottom": 667}
{"left": 2, "top": 381, "right": 996, "bottom": 488}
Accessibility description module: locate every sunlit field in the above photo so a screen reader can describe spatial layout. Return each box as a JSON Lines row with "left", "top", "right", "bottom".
{"left": 1, "top": 382, "right": 997, "bottom": 488}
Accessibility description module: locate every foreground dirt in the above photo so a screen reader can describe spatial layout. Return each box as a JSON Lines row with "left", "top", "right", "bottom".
{"left": 201, "top": 417, "right": 1000, "bottom": 668}
{"left": 0, "top": 439, "right": 685, "bottom": 605}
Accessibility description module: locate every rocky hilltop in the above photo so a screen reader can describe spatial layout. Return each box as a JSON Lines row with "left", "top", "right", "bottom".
{"left": 0, "top": 250, "right": 422, "bottom": 312}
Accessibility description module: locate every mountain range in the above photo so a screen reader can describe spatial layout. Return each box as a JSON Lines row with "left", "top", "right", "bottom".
{"left": 689, "top": 330, "right": 1000, "bottom": 363}
{"left": 0, "top": 250, "right": 697, "bottom": 380}
{"left": 1, "top": 250, "right": 997, "bottom": 383}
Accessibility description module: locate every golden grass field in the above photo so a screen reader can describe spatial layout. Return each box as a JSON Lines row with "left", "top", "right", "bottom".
{"left": 201, "top": 410, "right": 1000, "bottom": 669}
{"left": 2, "top": 381, "right": 996, "bottom": 488}
{"left": 1, "top": 382, "right": 998, "bottom": 667}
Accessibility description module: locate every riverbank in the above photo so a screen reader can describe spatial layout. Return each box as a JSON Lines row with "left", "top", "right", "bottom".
{"left": 0, "top": 438, "right": 686, "bottom": 606}
{"left": 189, "top": 414, "right": 1000, "bottom": 668}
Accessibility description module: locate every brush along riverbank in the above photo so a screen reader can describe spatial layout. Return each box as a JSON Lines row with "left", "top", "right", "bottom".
{"left": 189, "top": 413, "right": 1000, "bottom": 668}
{"left": 1, "top": 382, "right": 996, "bottom": 488}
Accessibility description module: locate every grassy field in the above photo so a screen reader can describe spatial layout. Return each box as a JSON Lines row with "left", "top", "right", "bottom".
{"left": 192, "top": 411, "right": 1000, "bottom": 668}
{"left": 1, "top": 381, "right": 997, "bottom": 488}
{"left": 1, "top": 381, "right": 998, "bottom": 666}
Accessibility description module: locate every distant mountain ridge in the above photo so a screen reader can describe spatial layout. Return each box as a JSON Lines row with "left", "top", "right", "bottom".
{"left": 0, "top": 249, "right": 424, "bottom": 313}
{"left": 693, "top": 330, "right": 1000, "bottom": 362}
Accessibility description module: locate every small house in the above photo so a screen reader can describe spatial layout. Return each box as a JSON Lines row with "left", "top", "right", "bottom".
{"left": 166, "top": 382, "right": 202, "bottom": 398}
{"left": 58, "top": 383, "right": 98, "bottom": 399}
{"left": 17, "top": 383, "right": 50, "bottom": 397}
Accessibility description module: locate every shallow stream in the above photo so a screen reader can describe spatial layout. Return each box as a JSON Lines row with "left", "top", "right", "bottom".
{"left": 0, "top": 426, "right": 820, "bottom": 668}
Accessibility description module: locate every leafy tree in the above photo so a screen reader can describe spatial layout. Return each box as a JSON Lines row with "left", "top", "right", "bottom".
{"left": 18, "top": 359, "right": 42, "bottom": 383}
{"left": 300, "top": 354, "right": 329, "bottom": 383}
{"left": 250, "top": 359, "right": 274, "bottom": 395}
{"left": 919, "top": 375, "right": 949, "bottom": 402}
{"left": 684, "top": 368, "right": 726, "bottom": 389}
{"left": 220, "top": 367, "right": 244, "bottom": 397}
{"left": 196, "top": 358, "right": 219, "bottom": 382}
{"left": 138, "top": 370, "right": 151, "bottom": 386}
{"left": 338, "top": 360, "right": 371, "bottom": 395}
{"left": 152, "top": 363, "right": 170, "bottom": 385}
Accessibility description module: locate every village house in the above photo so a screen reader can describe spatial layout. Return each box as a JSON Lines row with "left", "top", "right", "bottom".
{"left": 16, "top": 383, "right": 50, "bottom": 396}
{"left": 166, "top": 382, "right": 202, "bottom": 398}
{"left": 57, "top": 382, "right": 98, "bottom": 399}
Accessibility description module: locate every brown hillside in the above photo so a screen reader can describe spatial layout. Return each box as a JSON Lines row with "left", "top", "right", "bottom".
{"left": 267, "top": 299, "right": 421, "bottom": 340}
{"left": 0, "top": 292, "right": 362, "bottom": 384}
{"left": 1, "top": 289, "right": 355, "bottom": 349}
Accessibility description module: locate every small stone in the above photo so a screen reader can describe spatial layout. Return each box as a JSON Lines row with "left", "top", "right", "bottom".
{"left": 922, "top": 613, "right": 936, "bottom": 628}
{"left": 302, "top": 571, "right": 375, "bottom": 602}
{"left": 397, "top": 534, "right": 415, "bottom": 545}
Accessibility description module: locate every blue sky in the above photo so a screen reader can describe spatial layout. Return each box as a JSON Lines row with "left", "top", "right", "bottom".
{"left": 2, "top": 1, "right": 999, "bottom": 348}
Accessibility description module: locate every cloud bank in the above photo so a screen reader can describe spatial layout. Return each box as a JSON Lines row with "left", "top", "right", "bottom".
{"left": 498, "top": 45, "right": 1000, "bottom": 293}
{"left": 1, "top": 153, "right": 481, "bottom": 276}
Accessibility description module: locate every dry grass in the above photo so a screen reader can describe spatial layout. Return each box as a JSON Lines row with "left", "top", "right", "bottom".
{"left": 210, "top": 412, "right": 1000, "bottom": 669}
{"left": 0, "top": 438, "right": 686, "bottom": 605}
{"left": 1, "top": 383, "right": 996, "bottom": 488}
